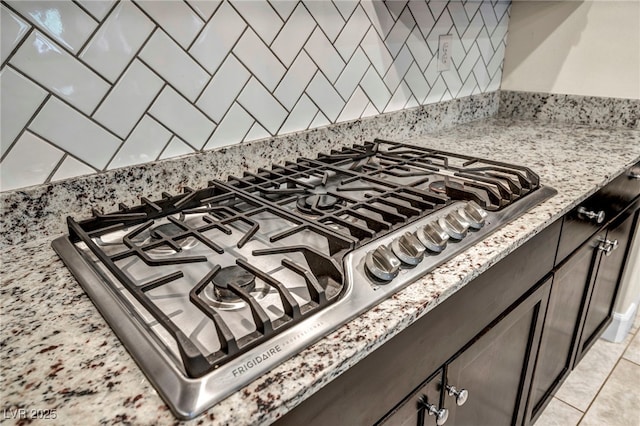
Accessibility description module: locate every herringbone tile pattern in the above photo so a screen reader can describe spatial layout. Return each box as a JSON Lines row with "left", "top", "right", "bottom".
{"left": 0, "top": 0, "right": 510, "bottom": 191}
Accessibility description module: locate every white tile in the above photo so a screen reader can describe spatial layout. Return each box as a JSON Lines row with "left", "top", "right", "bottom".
{"left": 384, "top": 44, "right": 414, "bottom": 92}
{"left": 423, "top": 55, "right": 440, "bottom": 86}
{"left": 1, "top": 5, "right": 31, "bottom": 63}
{"left": 149, "top": 86, "right": 215, "bottom": 149}
{"left": 159, "top": 136, "right": 194, "bottom": 160}
{"left": 491, "top": 10, "right": 510, "bottom": 50}
{"left": 76, "top": 0, "right": 115, "bottom": 21}
{"left": 476, "top": 27, "right": 494, "bottom": 65}
{"left": 304, "top": 27, "right": 345, "bottom": 83}
{"left": 425, "top": 75, "right": 447, "bottom": 105}
{"left": 457, "top": 43, "right": 481, "bottom": 82}
{"left": 196, "top": 54, "right": 250, "bottom": 123}
{"left": 404, "top": 64, "right": 430, "bottom": 102}
{"left": 458, "top": 71, "right": 478, "bottom": 98}
{"left": 479, "top": 2, "right": 498, "bottom": 33}
{"left": 427, "top": 2, "right": 448, "bottom": 22}
{"left": 108, "top": 116, "right": 172, "bottom": 169}
{"left": 451, "top": 37, "right": 466, "bottom": 70}
{"left": 359, "top": 66, "right": 391, "bottom": 112}
{"left": 333, "top": 0, "right": 358, "bottom": 21}
{"left": 306, "top": 73, "right": 344, "bottom": 122}
{"left": 233, "top": 28, "right": 286, "bottom": 91}
{"left": 309, "top": 110, "right": 330, "bottom": 128}
{"left": 441, "top": 68, "right": 463, "bottom": 98}
{"left": 244, "top": 122, "right": 270, "bottom": 142}
{"left": 0, "top": 67, "right": 47, "bottom": 157}
{"left": 441, "top": 88, "right": 453, "bottom": 102}
{"left": 204, "top": 103, "right": 253, "bottom": 150}
{"left": 494, "top": 2, "right": 511, "bottom": 22}
{"left": 186, "top": 0, "right": 221, "bottom": 20}
{"left": 269, "top": 0, "right": 297, "bottom": 21}
{"left": 335, "top": 47, "right": 370, "bottom": 99}
{"left": 80, "top": 1, "right": 155, "bottom": 83}
{"left": 139, "top": 29, "right": 210, "bottom": 102}
{"left": 136, "top": 0, "right": 203, "bottom": 49}
{"left": 464, "top": 1, "right": 482, "bottom": 22}
{"left": 361, "top": 26, "right": 393, "bottom": 76}
{"left": 279, "top": 95, "right": 317, "bottom": 134}
{"left": 408, "top": 0, "right": 434, "bottom": 39}
{"left": 447, "top": 2, "right": 469, "bottom": 33}
{"left": 302, "top": 1, "right": 345, "bottom": 42}
{"left": 385, "top": 0, "right": 407, "bottom": 18}
{"left": 360, "top": 0, "right": 394, "bottom": 39}
{"left": 189, "top": 1, "right": 245, "bottom": 74}
{"left": 230, "top": 0, "right": 283, "bottom": 45}
{"left": 237, "top": 78, "right": 287, "bottom": 134}
{"left": 385, "top": 7, "right": 414, "bottom": 57}
{"left": 6, "top": 1, "right": 97, "bottom": 53}
{"left": 361, "top": 101, "right": 379, "bottom": 118}
{"left": 406, "top": 26, "right": 433, "bottom": 71}
{"left": 10, "top": 31, "right": 109, "bottom": 115}
{"left": 93, "top": 60, "right": 163, "bottom": 138}
{"left": 337, "top": 87, "right": 369, "bottom": 122}
{"left": 50, "top": 155, "right": 96, "bottom": 182}
{"left": 334, "top": 5, "right": 370, "bottom": 61}
{"left": 487, "top": 42, "right": 505, "bottom": 78}
{"left": 404, "top": 95, "right": 418, "bottom": 109}
{"left": 385, "top": 81, "right": 412, "bottom": 113}
{"left": 426, "top": 7, "right": 452, "bottom": 53}
{"left": 274, "top": 52, "right": 317, "bottom": 110}
{"left": 28, "top": 98, "right": 121, "bottom": 169}
{"left": 461, "top": 9, "right": 483, "bottom": 52}
{"left": 0, "top": 131, "right": 63, "bottom": 191}
{"left": 271, "top": 3, "right": 315, "bottom": 67}
{"left": 487, "top": 66, "right": 501, "bottom": 92}
{"left": 473, "top": 56, "right": 491, "bottom": 92}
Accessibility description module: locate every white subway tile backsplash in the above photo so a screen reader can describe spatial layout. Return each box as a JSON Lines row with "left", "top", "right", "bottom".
{"left": 360, "top": 67, "right": 391, "bottom": 112}
{"left": 50, "top": 155, "right": 96, "bottom": 182}
{"left": 29, "top": 98, "right": 121, "bottom": 169}
{"left": 237, "top": 78, "right": 287, "bottom": 134}
{"left": 108, "top": 116, "right": 172, "bottom": 169}
{"left": 140, "top": 30, "right": 209, "bottom": 102}
{"left": 271, "top": 3, "right": 315, "bottom": 67}
{"left": 234, "top": 28, "right": 286, "bottom": 91}
{"left": 1, "top": 5, "right": 30, "bottom": 64}
{"left": 149, "top": 86, "right": 215, "bottom": 149}
{"left": 189, "top": 1, "right": 245, "bottom": 74}
{"left": 11, "top": 31, "right": 109, "bottom": 115}
{"left": 205, "top": 103, "right": 253, "bottom": 150}
{"left": 306, "top": 73, "right": 344, "bottom": 122}
{"left": 136, "top": 0, "right": 203, "bottom": 49}
{"left": 0, "top": 0, "right": 510, "bottom": 192}
{"left": 80, "top": 1, "right": 155, "bottom": 83}
{"left": 5, "top": 0, "right": 97, "bottom": 53}
{"left": 0, "top": 67, "right": 47, "bottom": 157}
{"left": 0, "top": 131, "right": 62, "bottom": 191}
{"left": 93, "top": 60, "right": 163, "bottom": 138}
{"left": 229, "top": 0, "right": 282, "bottom": 45}
{"left": 196, "top": 55, "right": 250, "bottom": 123}
{"left": 159, "top": 135, "right": 194, "bottom": 160}
{"left": 76, "top": 0, "right": 115, "bottom": 21}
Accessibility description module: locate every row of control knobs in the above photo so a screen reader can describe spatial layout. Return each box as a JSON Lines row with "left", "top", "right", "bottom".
{"left": 365, "top": 202, "right": 488, "bottom": 282}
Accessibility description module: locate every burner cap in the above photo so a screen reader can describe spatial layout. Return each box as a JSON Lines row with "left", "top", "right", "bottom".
{"left": 429, "top": 180, "right": 447, "bottom": 194}
{"left": 296, "top": 193, "right": 339, "bottom": 214}
{"left": 213, "top": 266, "right": 256, "bottom": 300}
{"left": 150, "top": 223, "right": 185, "bottom": 239}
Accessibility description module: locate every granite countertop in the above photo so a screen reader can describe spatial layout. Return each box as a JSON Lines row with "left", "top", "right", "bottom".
{"left": 2, "top": 117, "right": 639, "bottom": 425}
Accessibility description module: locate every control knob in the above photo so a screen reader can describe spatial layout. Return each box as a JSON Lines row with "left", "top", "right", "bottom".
{"left": 416, "top": 221, "right": 450, "bottom": 253}
{"left": 365, "top": 245, "right": 401, "bottom": 281}
{"left": 391, "top": 232, "right": 426, "bottom": 265}
{"left": 459, "top": 201, "right": 488, "bottom": 230}
{"left": 439, "top": 211, "right": 471, "bottom": 240}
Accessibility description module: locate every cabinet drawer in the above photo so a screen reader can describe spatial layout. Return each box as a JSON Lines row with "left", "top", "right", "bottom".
{"left": 556, "top": 162, "right": 640, "bottom": 264}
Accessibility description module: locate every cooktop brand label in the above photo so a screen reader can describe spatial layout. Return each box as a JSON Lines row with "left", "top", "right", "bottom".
{"left": 232, "top": 345, "right": 282, "bottom": 377}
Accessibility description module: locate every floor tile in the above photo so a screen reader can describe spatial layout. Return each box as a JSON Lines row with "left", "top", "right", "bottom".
{"left": 622, "top": 330, "right": 640, "bottom": 366}
{"left": 555, "top": 334, "right": 632, "bottom": 411}
{"left": 534, "top": 397, "right": 583, "bottom": 426}
{"left": 579, "top": 359, "right": 640, "bottom": 426}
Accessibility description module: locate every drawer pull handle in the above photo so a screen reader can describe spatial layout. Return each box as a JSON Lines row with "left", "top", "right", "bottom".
{"left": 446, "top": 385, "right": 469, "bottom": 406}
{"left": 420, "top": 396, "right": 449, "bottom": 425}
{"left": 598, "top": 239, "right": 619, "bottom": 256}
{"left": 577, "top": 207, "right": 605, "bottom": 224}
{"left": 627, "top": 168, "right": 640, "bottom": 180}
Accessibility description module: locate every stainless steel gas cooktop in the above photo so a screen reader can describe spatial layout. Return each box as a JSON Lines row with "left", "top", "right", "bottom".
{"left": 52, "top": 139, "right": 556, "bottom": 419}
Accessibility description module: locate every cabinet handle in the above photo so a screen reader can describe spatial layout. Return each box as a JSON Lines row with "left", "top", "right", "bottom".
{"left": 446, "top": 385, "right": 469, "bottom": 406}
{"left": 577, "top": 207, "right": 605, "bottom": 224}
{"left": 598, "top": 239, "right": 619, "bottom": 256}
{"left": 420, "top": 396, "right": 449, "bottom": 425}
{"left": 627, "top": 168, "right": 640, "bottom": 180}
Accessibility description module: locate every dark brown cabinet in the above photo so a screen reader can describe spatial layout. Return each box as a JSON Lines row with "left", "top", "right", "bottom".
{"left": 380, "top": 371, "right": 444, "bottom": 426}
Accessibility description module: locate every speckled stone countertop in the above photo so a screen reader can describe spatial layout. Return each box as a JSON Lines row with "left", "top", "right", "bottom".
{"left": 2, "top": 117, "right": 639, "bottom": 425}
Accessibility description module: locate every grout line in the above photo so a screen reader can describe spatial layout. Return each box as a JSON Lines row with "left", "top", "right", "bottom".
{"left": 45, "top": 153, "right": 68, "bottom": 184}
{"left": 75, "top": 0, "right": 120, "bottom": 56}
{"left": 0, "top": 88, "right": 50, "bottom": 163}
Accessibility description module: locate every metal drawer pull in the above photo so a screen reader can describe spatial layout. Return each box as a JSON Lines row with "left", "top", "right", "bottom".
{"left": 627, "top": 167, "right": 640, "bottom": 180}
{"left": 420, "top": 396, "right": 449, "bottom": 425}
{"left": 577, "top": 207, "right": 605, "bottom": 224}
{"left": 446, "top": 385, "right": 469, "bottom": 406}
{"left": 598, "top": 239, "right": 619, "bottom": 256}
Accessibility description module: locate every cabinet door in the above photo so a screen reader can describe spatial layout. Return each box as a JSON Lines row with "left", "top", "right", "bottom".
{"left": 378, "top": 370, "right": 444, "bottom": 426}
{"left": 444, "top": 278, "right": 551, "bottom": 426}
{"left": 576, "top": 207, "right": 639, "bottom": 362}
{"left": 529, "top": 233, "right": 604, "bottom": 419}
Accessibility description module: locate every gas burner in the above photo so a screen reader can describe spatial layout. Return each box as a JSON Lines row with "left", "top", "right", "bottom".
{"left": 429, "top": 180, "right": 446, "bottom": 194}
{"left": 212, "top": 265, "right": 256, "bottom": 300}
{"left": 296, "top": 188, "right": 343, "bottom": 215}
{"left": 147, "top": 222, "right": 199, "bottom": 253}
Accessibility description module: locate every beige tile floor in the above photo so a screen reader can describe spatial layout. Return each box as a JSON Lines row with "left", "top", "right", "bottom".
{"left": 535, "top": 310, "right": 640, "bottom": 426}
